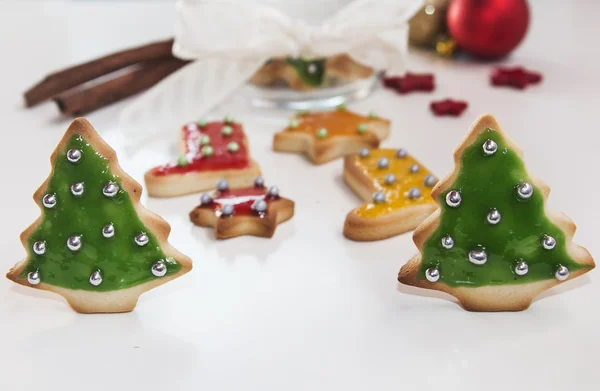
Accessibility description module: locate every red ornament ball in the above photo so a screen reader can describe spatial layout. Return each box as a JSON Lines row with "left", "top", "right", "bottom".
{"left": 447, "top": 0, "right": 529, "bottom": 58}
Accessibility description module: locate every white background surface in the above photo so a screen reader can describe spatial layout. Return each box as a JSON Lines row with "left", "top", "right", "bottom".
{"left": 1, "top": 2, "right": 599, "bottom": 390}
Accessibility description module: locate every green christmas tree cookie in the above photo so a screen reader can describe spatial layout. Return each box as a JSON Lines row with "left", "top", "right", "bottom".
{"left": 398, "top": 114, "right": 594, "bottom": 311}
{"left": 7, "top": 118, "right": 192, "bottom": 313}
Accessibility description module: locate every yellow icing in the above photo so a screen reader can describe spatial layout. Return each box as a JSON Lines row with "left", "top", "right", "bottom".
{"left": 352, "top": 149, "right": 436, "bottom": 218}
{"left": 287, "top": 110, "right": 377, "bottom": 139}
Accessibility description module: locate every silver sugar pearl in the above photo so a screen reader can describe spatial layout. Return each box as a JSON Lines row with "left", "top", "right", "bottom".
{"left": 377, "top": 158, "right": 389, "bottom": 169}
{"left": 103, "top": 182, "right": 119, "bottom": 198}
{"left": 252, "top": 199, "right": 268, "bottom": 213}
{"left": 102, "top": 224, "right": 115, "bottom": 238}
{"left": 221, "top": 204, "right": 234, "bottom": 216}
{"left": 359, "top": 148, "right": 370, "bottom": 158}
{"left": 134, "top": 233, "right": 149, "bottom": 247}
{"left": 445, "top": 190, "right": 462, "bottom": 208}
{"left": 407, "top": 187, "right": 421, "bottom": 199}
{"left": 516, "top": 182, "right": 533, "bottom": 200}
{"left": 542, "top": 235, "right": 556, "bottom": 250}
{"left": 424, "top": 175, "right": 437, "bottom": 187}
{"left": 33, "top": 240, "right": 46, "bottom": 255}
{"left": 66, "top": 149, "right": 82, "bottom": 163}
{"left": 555, "top": 265, "right": 569, "bottom": 281}
{"left": 254, "top": 176, "right": 265, "bottom": 188}
{"left": 268, "top": 185, "right": 279, "bottom": 197}
{"left": 514, "top": 260, "right": 529, "bottom": 276}
{"left": 372, "top": 191, "right": 386, "bottom": 204}
{"left": 384, "top": 173, "right": 396, "bottom": 185}
{"left": 409, "top": 164, "right": 419, "bottom": 173}
{"left": 70, "top": 182, "right": 84, "bottom": 197}
{"left": 151, "top": 261, "right": 167, "bottom": 277}
{"left": 89, "top": 270, "right": 103, "bottom": 286}
{"left": 66, "top": 235, "right": 82, "bottom": 251}
{"left": 200, "top": 193, "right": 213, "bottom": 205}
{"left": 482, "top": 139, "right": 498, "bottom": 156}
{"left": 425, "top": 266, "right": 440, "bottom": 283}
{"left": 468, "top": 249, "right": 487, "bottom": 265}
{"left": 42, "top": 193, "right": 57, "bottom": 209}
{"left": 216, "top": 179, "right": 229, "bottom": 192}
{"left": 441, "top": 235, "right": 454, "bottom": 249}
{"left": 27, "top": 269, "right": 41, "bottom": 285}
{"left": 396, "top": 148, "right": 408, "bottom": 158}
{"left": 487, "top": 208, "right": 501, "bottom": 225}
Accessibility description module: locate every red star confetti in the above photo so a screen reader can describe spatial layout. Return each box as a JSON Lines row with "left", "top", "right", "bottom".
{"left": 383, "top": 72, "right": 435, "bottom": 94}
{"left": 430, "top": 99, "right": 468, "bottom": 117}
{"left": 491, "top": 67, "right": 542, "bottom": 90}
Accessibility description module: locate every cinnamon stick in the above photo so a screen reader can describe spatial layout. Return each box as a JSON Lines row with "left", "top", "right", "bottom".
{"left": 25, "top": 39, "right": 174, "bottom": 106}
{"left": 53, "top": 57, "right": 189, "bottom": 116}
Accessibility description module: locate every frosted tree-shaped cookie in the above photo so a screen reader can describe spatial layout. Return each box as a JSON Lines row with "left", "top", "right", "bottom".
{"left": 7, "top": 118, "right": 192, "bottom": 313}
{"left": 398, "top": 114, "right": 594, "bottom": 311}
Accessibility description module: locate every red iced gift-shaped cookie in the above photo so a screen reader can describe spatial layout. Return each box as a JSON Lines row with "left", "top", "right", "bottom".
{"left": 145, "top": 117, "right": 261, "bottom": 197}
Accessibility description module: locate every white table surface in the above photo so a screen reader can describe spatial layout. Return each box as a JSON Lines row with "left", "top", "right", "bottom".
{"left": 1, "top": 2, "right": 599, "bottom": 390}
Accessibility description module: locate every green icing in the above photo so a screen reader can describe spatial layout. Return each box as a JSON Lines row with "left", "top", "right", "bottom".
{"left": 285, "top": 57, "right": 326, "bottom": 87}
{"left": 22, "top": 135, "right": 182, "bottom": 291}
{"left": 418, "top": 128, "right": 587, "bottom": 287}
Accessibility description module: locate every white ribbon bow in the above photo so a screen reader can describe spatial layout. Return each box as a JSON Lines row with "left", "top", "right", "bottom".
{"left": 120, "top": 0, "right": 422, "bottom": 152}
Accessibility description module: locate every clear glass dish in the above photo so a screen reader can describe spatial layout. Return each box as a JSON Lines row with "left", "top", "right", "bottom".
{"left": 242, "top": 73, "right": 379, "bottom": 110}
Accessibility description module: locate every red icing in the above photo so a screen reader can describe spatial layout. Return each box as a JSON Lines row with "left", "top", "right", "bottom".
{"left": 430, "top": 99, "right": 468, "bottom": 116}
{"left": 150, "top": 121, "right": 250, "bottom": 176}
{"left": 491, "top": 67, "right": 542, "bottom": 90}
{"left": 200, "top": 186, "right": 279, "bottom": 217}
{"left": 383, "top": 72, "right": 435, "bottom": 94}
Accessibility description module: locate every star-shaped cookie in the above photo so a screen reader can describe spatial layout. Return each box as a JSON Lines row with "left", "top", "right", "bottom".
{"left": 273, "top": 108, "right": 390, "bottom": 164}
{"left": 189, "top": 177, "right": 294, "bottom": 239}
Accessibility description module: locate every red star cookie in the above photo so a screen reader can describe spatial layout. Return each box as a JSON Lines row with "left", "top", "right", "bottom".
{"left": 145, "top": 117, "right": 261, "bottom": 197}
{"left": 189, "top": 177, "right": 294, "bottom": 239}
{"left": 430, "top": 99, "right": 468, "bottom": 117}
{"left": 273, "top": 108, "right": 390, "bottom": 164}
{"left": 383, "top": 72, "right": 435, "bottom": 93}
{"left": 491, "top": 67, "right": 542, "bottom": 90}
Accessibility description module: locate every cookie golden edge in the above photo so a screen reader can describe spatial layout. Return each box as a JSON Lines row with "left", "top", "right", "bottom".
{"left": 145, "top": 160, "right": 262, "bottom": 198}
{"left": 273, "top": 118, "right": 390, "bottom": 165}
{"left": 7, "top": 118, "right": 193, "bottom": 314}
{"left": 397, "top": 114, "right": 595, "bottom": 311}
{"left": 189, "top": 198, "right": 295, "bottom": 239}
{"left": 342, "top": 156, "right": 437, "bottom": 241}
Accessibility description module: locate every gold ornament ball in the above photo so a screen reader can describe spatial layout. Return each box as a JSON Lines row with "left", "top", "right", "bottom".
{"left": 409, "top": 0, "right": 450, "bottom": 46}
{"left": 435, "top": 37, "right": 457, "bottom": 57}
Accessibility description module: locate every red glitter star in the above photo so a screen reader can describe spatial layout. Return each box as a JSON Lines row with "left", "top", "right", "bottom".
{"left": 430, "top": 99, "right": 468, "bottom": 117}
{"left": 383, "top": 72, "right": 435, "bottom": 93}
{"left": 491, "top": 67, "right": 542, "bottom": 90}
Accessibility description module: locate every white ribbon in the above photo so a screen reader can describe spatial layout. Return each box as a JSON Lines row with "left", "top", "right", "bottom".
{"left": 119, "top": 0, "right": 422, "bottom": 152}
